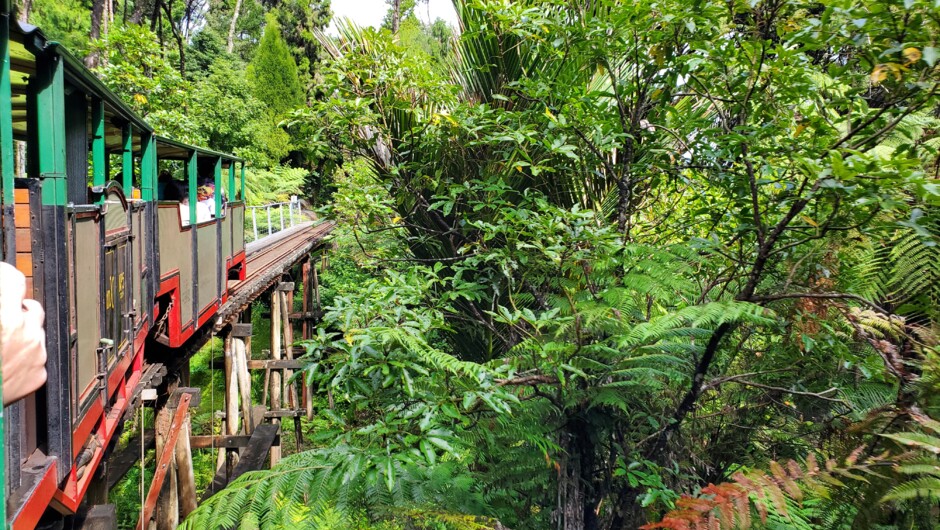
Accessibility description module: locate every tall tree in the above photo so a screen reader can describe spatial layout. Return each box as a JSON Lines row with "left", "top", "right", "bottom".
{"left": 86, "top": 0, "right": 107, "bottom": 66}
{"left": 247, "top": 13, "right": 304, "bottom": 116}
{"left": 264, "top": 0, "right": 330, "bottom": 81}
{"left": 225, "top": 0, "right": 241, "bottom": 53}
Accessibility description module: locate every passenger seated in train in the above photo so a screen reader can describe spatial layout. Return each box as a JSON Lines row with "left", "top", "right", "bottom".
{"left": 178, "top": 182, "right": 211, "bottom": 226}
{"left": 196, "top": 177, "right": 226, "bottom": 218}
{"left": 157, "top": 170, "right": 175, "bottom": 199}
{"left": 197, "top": 178, "right": 215, "bottom": 216}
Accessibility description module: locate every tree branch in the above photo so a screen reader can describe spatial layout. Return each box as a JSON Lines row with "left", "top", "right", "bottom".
{"left": 751, "top": 292, "right": 886, "bottom": 313}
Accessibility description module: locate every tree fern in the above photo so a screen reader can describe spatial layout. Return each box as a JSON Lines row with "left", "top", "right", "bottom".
{"left": 182, "top": 446, "right": 496, "bottom": 530}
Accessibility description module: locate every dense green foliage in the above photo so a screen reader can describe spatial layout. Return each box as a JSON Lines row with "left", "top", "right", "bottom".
{"left": 189, "top": 0, "right": 940, "bottom": 528}
{"left": 24, "top": 0, "right": 940, "bottom": 527}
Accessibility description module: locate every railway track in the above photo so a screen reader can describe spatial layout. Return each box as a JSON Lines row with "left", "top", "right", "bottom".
{"left": 215, "top": 220, "right": 335, "bottom": 331}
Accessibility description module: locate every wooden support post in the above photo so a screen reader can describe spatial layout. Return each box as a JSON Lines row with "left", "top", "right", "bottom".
{"left": 313, "top": 257, "right": 321, "bottom": 309}
{"left": 86, "top": 464, "right": 109, "bottom": 506}
{"left": 180, "top": 362, "right": 191, "bottom": 387}
{"left": 234, "top": 337, "right": 253, "bottom": 434}
{"left": 73, "top": 505, "right": 117, "bottom": 529}
{"left": 301, "top": 259, "right": 311, "bottom": 341}
{"left": 155, "top": 401, "right": 179, "bottom": 529}
{"left": 137, "top": 393, "right": 193, "bottom": 530}
{"left": 224, "top": 334, "right": 239, "bottom": 437}
{"left": 213, "top": 441, "right": 225, "bottom": 493}
{"left": 278, "top": 284, "right": 298, "bottom": 411}
{"left": 278, "top": 282, "right": 302, "bottom": 451}
{"left": 242, "top": 315, "right": 254, "bottom": 424}
{"left": 223, "top": 334, "right": 240, "bottom": 478}
{"left": 301, "top": 260, "right": 313, "bottom": 419}
{"left": 175, "top": 408, "right": 196, "bottom": 519}
{"left": 261, "top": 348, "right": 271, "bottom": 408}
{"left": 270, "top": 290, "right": 282, "bottom": 466}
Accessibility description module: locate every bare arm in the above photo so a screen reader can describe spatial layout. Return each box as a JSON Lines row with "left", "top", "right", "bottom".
{"left": 0, "top": 262, "right": 47, "bottom": 405}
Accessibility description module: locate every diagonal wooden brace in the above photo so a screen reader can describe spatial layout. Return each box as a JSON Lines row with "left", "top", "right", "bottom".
{"left": 136, "top": 392, "right": 192, "bottom": 530}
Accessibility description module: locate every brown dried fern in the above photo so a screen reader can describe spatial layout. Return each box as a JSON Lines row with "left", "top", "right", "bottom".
{"left": 640, "top": 451, "right": 880, "bottom": 530}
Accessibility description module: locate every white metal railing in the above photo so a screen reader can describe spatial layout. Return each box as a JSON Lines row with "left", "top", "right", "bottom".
{"left": 244, "top": 197, "right": 311, "bottom": 243}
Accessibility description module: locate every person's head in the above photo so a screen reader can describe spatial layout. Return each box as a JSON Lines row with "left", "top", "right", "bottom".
{"left": 173, "top": 181, "right": 188, "bottom": 203}
{"left": 197, "top": 185, "right": 213, "bottom": 202}
{"left": 159, "top": 170, "right": 173, "bottom": 183}
{"left": 197, "top": 177, "right": 215, "bottom": 199}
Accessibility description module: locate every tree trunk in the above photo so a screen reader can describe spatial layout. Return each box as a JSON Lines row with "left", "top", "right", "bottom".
{"left": 391, "top": 0, "right": 401, "bottom": 34}
{"left": 86, "top": 0, "right": 107, "bottom": 68}
{"left": 17, "top": 0, "right": 31, "bottom": 23}
{"left": 555, "top": 418, "right": 599, "bottom": 530}
{"left": 161, "top": 0, "right": 186, "bottom": 74}
{"left": 226, "top": 0, "right": 242, "bottom": 54}
{"left": 150, "top": 0, "right": 160, "bottom": 31}
{"left": 130, "top": 0, "right": 153, "bottom": 24}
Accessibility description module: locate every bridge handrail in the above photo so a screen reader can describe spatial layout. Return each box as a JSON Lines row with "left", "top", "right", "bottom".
{"left": 244, "top": 200, "right": 314, "bottom": 243}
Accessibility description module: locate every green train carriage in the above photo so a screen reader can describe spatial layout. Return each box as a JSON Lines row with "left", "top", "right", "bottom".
{"left": 0, "top": 7, "right": 249, "bottom": 528}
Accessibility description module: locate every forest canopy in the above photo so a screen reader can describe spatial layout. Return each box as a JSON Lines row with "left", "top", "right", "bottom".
{"left": 24, "top": 0, "right": 940, "bottom": 528}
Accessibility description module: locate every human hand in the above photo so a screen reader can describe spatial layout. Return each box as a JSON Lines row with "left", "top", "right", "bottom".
{"left": 0, "top": 262, "right": 47, "bottom": 405}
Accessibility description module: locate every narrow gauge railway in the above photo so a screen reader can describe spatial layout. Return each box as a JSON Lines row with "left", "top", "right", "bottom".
{"left": 0, "top": 4, "right": 333, "bottom": 528}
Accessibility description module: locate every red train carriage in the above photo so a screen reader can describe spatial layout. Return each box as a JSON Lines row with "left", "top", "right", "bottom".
{"left": 0, "top": 11, "right": 247, "bottom": 528}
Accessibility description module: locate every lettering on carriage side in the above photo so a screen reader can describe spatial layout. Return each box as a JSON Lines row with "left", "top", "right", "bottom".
{"left": 105, "top": 249, "right": 115, "bottom": 311}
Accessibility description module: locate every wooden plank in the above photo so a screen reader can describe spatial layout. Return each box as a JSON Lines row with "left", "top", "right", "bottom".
{"left": 247, "top": 359, "right": 305, "bottom": 370}
{"left": 201, "top": 424, "right": 279, "bottom": 501}
{"left": 217, "top": 409, "right": 305, "bottom": 419}
{"left": 135, "top": 393, "right": 191, "bottom": 530}
{"left": 15, "top": 250, "right": 30, "bottom": 276}
{"left": 13, "top": 187, "right": 28, "bottom": 203}
{"left": 228, "top": 424, "right": 278, "bottom": 481}
{"left": 231, "top": 323, "right": 252, "bottom": 337}
{"left": 251, "top": 405, "right": 267, "bottom": 429}
{"left": 13, "top": 202, "right": 29, "bottom": 227}
{"left": 289, "top": 311, "right": 324, "bottom": 321}
{"left": 275, "top": 282, "right": 295, "bottom": 291}
{"left": 190, "top": 435, "right": 251, "bottom": 450}
{"left": 168, "top": 387, "right": 201, "bottom": 408}
{"left": 14, "top": 226, "right": 30, "bottom": 250}
{"left": 190, "top": 434, "right": 282, "bottom": 450}
{"left": 213, "top": 222, "right": 334, "bottom": 332}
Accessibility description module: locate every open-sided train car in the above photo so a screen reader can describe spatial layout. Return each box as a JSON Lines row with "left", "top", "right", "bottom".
{"left": 0, "top": 7, "right": 248, "bottom": 528}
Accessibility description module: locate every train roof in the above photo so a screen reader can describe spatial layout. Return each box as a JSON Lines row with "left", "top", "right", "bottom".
{"left": 9, "top": 20, "right": 242, "bottom": 164}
